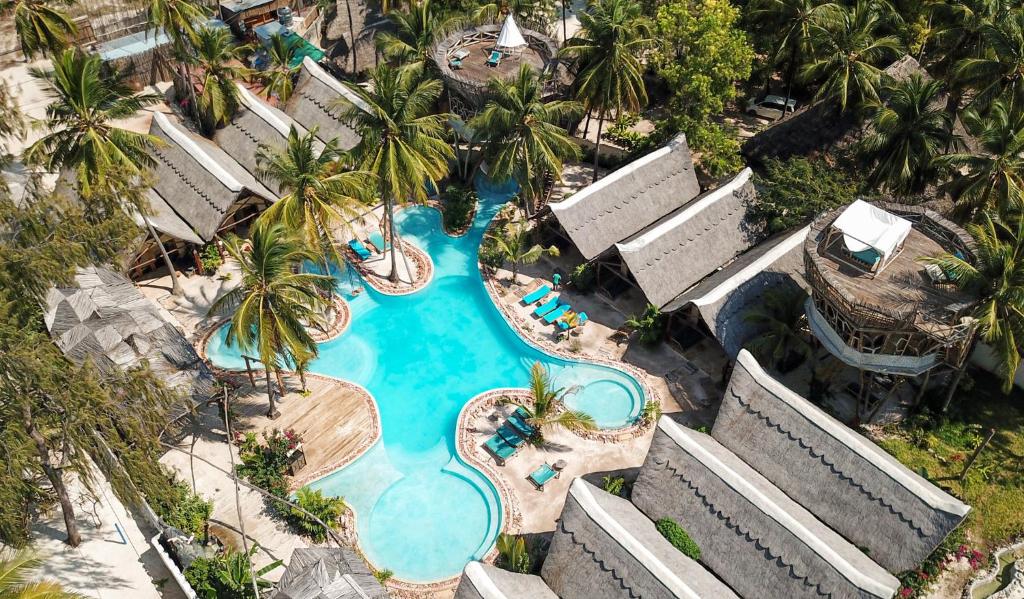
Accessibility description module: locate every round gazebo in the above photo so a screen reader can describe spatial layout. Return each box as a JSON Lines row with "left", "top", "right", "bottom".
{"left": 433, "top": 17, "right": 565, "bottom": 117}
{"left": 802, "top": 201, "right": 980, "bottom": 414}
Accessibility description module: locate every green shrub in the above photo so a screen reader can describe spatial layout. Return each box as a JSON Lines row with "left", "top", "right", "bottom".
{"left": 640, "top": 400, "right": 662, "bottom": 425}
{"left": 604, "top": 113, "right": 648, "bottom": 152}
{"left": 602, "top": 475, "right": 625, "bottom": 497}
{"left": 153, "top": 479, "right": 212, "bottom": 539}
{"left": 374, "top": 569, "right": 393, "bottom": 584}
{"left": 568, "top": 262, "right": 596, "bottom": 293}
{"left": 656, "top": 518, "right": 701, "bottom": 561}
{"left": 286, "top": 487, "right": 346, "bottom": 542}
{"left": 496, "top": 533, "right": 531, "bottom": 573}
{"left": 442, "top": 185, "right": 477, "bottom": 233}
{"left": 235, "top": 428, "right": 301, "bottom": 498}
{"left": 200, "top": 244, "right": 223, "bottom": 274}
{"left": 750, "top": 157, "right": 858, "bottom": 235}
{"left": 184, "top": 546, "right": 281, "bottom": 599}
{"left": 625, "top": 304, "right": 666, "bottom": 345}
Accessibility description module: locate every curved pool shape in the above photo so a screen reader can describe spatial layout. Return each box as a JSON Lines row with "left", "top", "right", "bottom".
{"left": 205, "top": 178, "right": 645, "bottom": 582}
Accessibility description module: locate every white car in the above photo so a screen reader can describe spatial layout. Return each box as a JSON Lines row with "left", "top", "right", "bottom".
{"left": 746, "top": 95, "right": 797, "bottom": 120}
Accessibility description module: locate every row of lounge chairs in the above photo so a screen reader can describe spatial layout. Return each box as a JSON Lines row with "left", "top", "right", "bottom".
{"left": 522, "top": 284, "right": 588, "bottom": 331}
{"left": 481, "top": 406, "right": 564, "bottom": 491}
{"left": 347, "top": 233, "right": 392, "bottom": 262}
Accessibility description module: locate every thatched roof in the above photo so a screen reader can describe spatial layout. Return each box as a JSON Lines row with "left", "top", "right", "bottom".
{"left": 713, "top": 350, "right": 971, "bottom": 573}
{"left": 43, "top": 266, "right": 214, "bottom": 404}
{"left": 664, "top": 226, "right": 809, "bottom": 357}
{"left": 549, "top": 134, "right": 700, "bottom": 260}
{"left": 541, "top": 478, "right": 739, "bottom": 599}
{"left": 283, "top": 57, "right": 365, "bottom": 150}
{"left": 140, "top": 188, "right": 204, "bottom": 245}
{"left": 148, "top": 111, "right": 274, "bottom": 242}
{"left": 215, "top": 84, "right": 314, "bottom": 196}
{"left": 615, "top": 168, "right": 760, "bottom": 308}
{"left": 455, "top": 562, "right": 558, "bottom": 599}
{"left": 274, "top": 548, "right": 387, "bottom": 599}
{"left": 633, "top": 417, "right": 900, "bottom": 599}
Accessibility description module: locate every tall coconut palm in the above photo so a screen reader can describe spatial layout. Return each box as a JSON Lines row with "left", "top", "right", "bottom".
{"left": 471, "top": 64, "right": 582, "bottom": 214}
{"left": 210, "top": 223, "right": 332, "bottom": 418}
{"left": 936, "top": 99, "right": 1024, "bottom": 218}
{"left": 748, "top": 0, "right": 843, "bottom": 113}
{"left": 339, "top": 65, "right": 453, "bottom": 282}
{"left": 560, "top": 0, "right": 652, "bottom": 181}
{"left": 801, "top": 0, "right": 903, "bottom": 113}
{"left": 485, "top": 219, "right": 559, "bottom": 283}
{"left": 24, "top": 50, "right": 160, "bottom": 191}
{"left": 146, "top": 0, "right": 211, "bottom": 114}
{"left": 0, "top": 549, "right": 78, "bottom": 598}
{"left": 2, "top": 0, "right": 76, "bottom": 59}
{"left": 191, "top": 26, "right": 249, "bottom": 135}
{"left": 517, "top": 362, "right": 596, "bottom": 439}
{"left": 859, "top": 74, "right": 952, "bottom": 195}
{"left": 954, "top": 11, "right": 1024, "bottom": 113}
{"left": 377, "top": 0, "right": 462, "bottom": 75}
{"left": 743, "top": 284, "right": 812, "bottom": 373}
{"left": 921, "top": 213, "right": 1024, "bottom": 395}
{"left": 259, "top": 33, "right": 299, "bottom": 103}
{"left": 256, "top": 126, "right": 375, "bottom": 271}
{"left": 929, "top": 0, "right": 1007, "bottom": 71}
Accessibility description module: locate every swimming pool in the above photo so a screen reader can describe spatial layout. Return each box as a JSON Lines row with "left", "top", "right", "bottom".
{"left": 205, "top": 178, "right": 645, "bottom": 582}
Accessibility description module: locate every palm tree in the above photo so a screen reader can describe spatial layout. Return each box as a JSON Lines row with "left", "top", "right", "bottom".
{"left": 24, "top": 50, "right": 161, "bottom": 192}
{"left": 471, "top": 64, "right": 582, "bottom": 214}
{"left": 146, "top": 0, "right": 211, "bottom": 114}
{"left": 921, "top": 213, "right": 1024, "bottom": 396}
{"left": 2, "top": 0, "right": 76, "bottom": 59}
{"left": 930, "top": 0, "right": 1006, "bottom": 71}
{"left": 485, "top": 219, "right": 559, "bottom": 283}
{"left": 801, "top": 0, "right": 903, "bottom": 113}
{"left": 0, "top": 549, "right": 78, "bottom": 598}
{"left": 936, "top": 99, "right": 1024, "bottom": 218}
{"left": 517, "top": 361, "right": 596, "bottom": 438}
{"left": 859, "top": 74, "right": 952, "bottom": 195}
{"left": 560, "top": 0, "right": 652, "bottom": 181}
{"left": 209, "top": 223, "right": 332, "bottom": 418}
{"left": 191, "top": 26, "right": 249, "bottom": 135}
{"left": 256, "top": 126, "right": 374, "bottom": 271}
{"left": 472, "top": 0, "right": 545, "bottom": 25}
{"left": 339, "top": 65, "right": 453, "bottom": 282}
{"left": 748, "top": 0, "right": 843, "bottom": 113}
{"left": 743, "top": 284, "right": 811, "bottom": 373}
{"left": 954, "top": 11, "right": 1024, "bottom": 113}
{"left": 376, "top": 0, "right": 462, "bottom": 75}
{"left": 259, "top": 33, "right": 300, "bottom": 103}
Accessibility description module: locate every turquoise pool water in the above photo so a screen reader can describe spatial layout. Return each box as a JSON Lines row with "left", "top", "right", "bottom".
{"left": 205, "top": 178, "right": 645, "bottom": 582}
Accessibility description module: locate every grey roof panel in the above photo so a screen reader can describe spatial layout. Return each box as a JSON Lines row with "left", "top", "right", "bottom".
{"left": 455, "top": 562, "right": 559, "bottom": 599}
{"left": 283, "top": 58, "right": 363, "bottom": 150}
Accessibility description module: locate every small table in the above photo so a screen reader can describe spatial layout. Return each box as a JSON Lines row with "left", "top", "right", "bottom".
{"left": 553, "top": 459, "right": 567, "bottom": 471}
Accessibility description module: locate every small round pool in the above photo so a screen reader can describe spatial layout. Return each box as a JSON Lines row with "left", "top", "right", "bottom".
{"left": 566, "top": 379, "right": 643, "bottom": 429}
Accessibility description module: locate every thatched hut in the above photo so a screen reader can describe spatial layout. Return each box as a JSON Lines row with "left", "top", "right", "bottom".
{"left": 273, "top": 547, "right": 387, "bottom": 599}
{"left": 454, "top": 562, "right": 558, "bottom": 599}
{"left": 282, "top": 57, "right": 366, "bottom": 150}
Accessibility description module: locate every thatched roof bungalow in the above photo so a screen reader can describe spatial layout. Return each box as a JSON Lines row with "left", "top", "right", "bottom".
{"left": 43, "top": 266, "right": 214, "bottom": 404}
{"left": 273, "top": 547, "right": 387, "bottom": 599}
{"left": 614, "top": 167, "right": 761, "bottom": 309}
{"left": 542, "top": 478, "right": 739, "bottom": 598}
{"left": 664, "top": 225, "right": 809, "bottom": 357}
{"left": 713, "top": 350, "right": 970, "bottom": 573}
{"left": 633, "top": 417, "right": 900, "bottom": 599}
{"left": 283, "top": 57, "right": 366, "bottom": 150}
{"left": 455, "top": 562, "right": 558, "bottom": 599}
{"left": 215, "top": 83, "right": 316, "bottom": 196}
{"left": 549, "top": 134, "right": 700, "bottom": 261}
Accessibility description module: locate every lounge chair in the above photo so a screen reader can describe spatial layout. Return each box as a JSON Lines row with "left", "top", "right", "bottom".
{"left": 449, "top": 58, "right": 463, "bottom": 69}
{"left": 522, "top": 284, "right": 551, "bottom": 305}
{"left": 528, "top": 463, "right": 559, "bottom": 491}
{"left": 496, "top": 424, "right": 526, "bottom": 447}
{"left": 368, "top": 231, "right": 391, "bottom": 253}
{"left": 487, "top": 50, "right": 501, "bottom": 67}
{"left": 544, "top": 304, "right": 571, "bottom": 324}
{"left": 348, "top": 239, "right": 372, "bottom": 261}
{"left": 484, "top": 434, "right": 517, "bottom": 465}
{"left": 507, "top": 412, "right": 535, "bottom": 438}
{"left": 558, "top": 311, "right": 589, "bottom": 331}
{"left": 533, "top": 296, "right": 560, "bottom": 317}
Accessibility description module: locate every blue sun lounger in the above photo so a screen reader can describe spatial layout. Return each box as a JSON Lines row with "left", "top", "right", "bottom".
{"left": 528, "top": 463, "right": 559, "bottom": 491}
{"left": 558, "top": 311, "right": 589, "bottom": 330}
{"left": 533, "top": 296, "right": 560, "bottom": 317}
{"left": 507, "top": 412, "right": 535, "bottom": 438}
{"left": 544, "top": 304, "right": 571, "bottom": 324}
{"left": 348, "top": 239, "right": 372, "bottom": 260}
{"left": 522, "top": 285, "right": 551, "bottom": 305}
{"left": 497, "top": 424, "right": 526, "bottom": 447}
{"left": 487, "top": 50, "right": 501, "bottom": 67}
{"left": 368, "top": 231, "right": 391, "bottom": 253}
{"left": 484, "top": 434, "right": 517, "bottom": 465}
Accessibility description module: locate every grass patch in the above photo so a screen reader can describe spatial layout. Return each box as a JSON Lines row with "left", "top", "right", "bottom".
{"left": 874, "top": 372, "right": 1024, "bottom": 551}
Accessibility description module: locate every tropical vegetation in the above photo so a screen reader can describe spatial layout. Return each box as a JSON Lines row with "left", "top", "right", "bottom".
{"left": 258, "top": 33, "right": 301, "bottom": 103}
{"left": 3, "top": 0, "right": 76, "bottom": 59}
{"left": 184, "top": 545, "right": 281, "bottom": 599}
{"left": 495, "top": 533, "right": 531, "bottom": 574}
{"left": 656, "top": 518, "right": 701, "bottom": 561}
{"left": 485, "top": 218, "right": 559, "bottom": 283}
{"left": 286, "top": 487, "right": 347, "bottom": 543}
{"left": 0, "top": 549, "right": 78, "bottom": 598}
{"left": 515, "top": 362, "right": 597, "bottom": 439}
{"left": 190, "top": 26, "right": 249, "bottom": 134}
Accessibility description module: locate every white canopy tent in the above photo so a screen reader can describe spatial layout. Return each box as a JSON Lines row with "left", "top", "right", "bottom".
{"left": 830, "top": 200, "right": 912, "bottom": 272}
{"left": 496, "top": 14, "right": 528, "bottom": 55}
